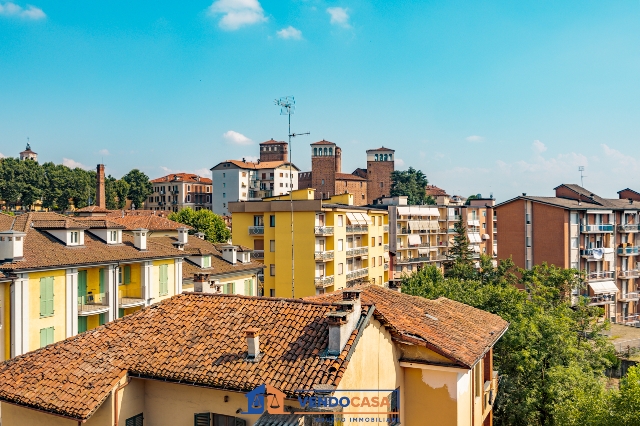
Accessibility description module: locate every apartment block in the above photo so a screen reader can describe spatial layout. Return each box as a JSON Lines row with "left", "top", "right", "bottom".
{"left": 228, "top": 189, "right": 390, "bottom": 297}
{"left": 211, "top": 140, "right": 300, "bottom": 216}
{"left": 496, "top": 184, "right": 640, "bottom": 323}
{"left": 146, "top": 173, "right": 212, "bottom": 212}
{"left": 373, "top": 195, "right": 497, "bottom": 283}
{"left": 0, "top": 285, "right": 507, "bottom": 426}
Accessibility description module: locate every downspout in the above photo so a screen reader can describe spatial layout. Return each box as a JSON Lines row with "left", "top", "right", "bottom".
{"left": 113, "top": 376, "right": 131, "bottom": 426}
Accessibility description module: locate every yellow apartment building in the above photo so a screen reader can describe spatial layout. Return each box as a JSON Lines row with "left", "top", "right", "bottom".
{"left": 229, "top": 189, "right": 390, "bottom": 297}
{"left": 0, "top": 285, "right": 507, "bottom": 426}
{"left": 0, "top": 212, "right": 185, "bottom": 360}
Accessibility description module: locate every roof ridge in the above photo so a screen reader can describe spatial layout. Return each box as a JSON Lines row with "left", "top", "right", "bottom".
{"left": 186, "top": 292, "right": 342, "bottom": 306}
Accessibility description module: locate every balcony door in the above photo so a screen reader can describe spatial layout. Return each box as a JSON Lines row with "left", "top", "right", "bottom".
{"left": 317, "top": 214, "right": 325, "bottom": 226}
{"left": 315, "top": 263, "right": 325, "bottom": 278}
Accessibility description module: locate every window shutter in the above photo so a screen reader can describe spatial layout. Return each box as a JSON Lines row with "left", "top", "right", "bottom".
{"left": 78, "top": 317, "right": 87, "bottom": 333}
{"left": 125, "top": 413, "right": 143, "bottom": 426}
{"left": 47, "top": 277, "right": 54, "bottom": 316}
{"left": 159, "top": 264, "right": 168, "bottom": 295}
{"left": 40, "top": 278, "right": 47, "bottom": 316}
{"left": 47, "top": 327, "right": 54, "bottom": 345}
{"left": 124, "top": 265, "right": 131, "bottom": 284}
{"left": 194, "top": 413, "right": 211, "bottom": 426}
{"left": 99, "top": 269, "right": 105, "bottom": 293}
{"left": 40, "top": 328, "right": 47, "bottom": 348}
{"left": 234, "top": 418, "right": 247, "bottom": 426}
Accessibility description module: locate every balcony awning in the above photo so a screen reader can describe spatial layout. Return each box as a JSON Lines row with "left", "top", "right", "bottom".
{"left": 482, "top": 234, "right": 490, "bottom": 240}
{"left": 397, "top": 206, "right": 440, "bottom": 217}
{"left": 468, "top": 219, "right": 480, "bottom": 227}
{"left": 408, "top": 234, "right": 422, "bottom": 246}
{"left": 346, "top": 212, "right": 371, "bottom": 225}
{"left": 587, "top": 210, "right": 612, "bottom": 214}
{"left": 468, "top": 233, "right": 481, "bottom": 243}
{"left": 418, "top": 247, "right": 430, "bottom": 255}
{"left": 384, "top": 252, "right": 390, "bottom": 260}
{"left": 588, "top": 281, "right": 618, "bottom": 295}
{"left": 472, "top": 245, "right": 481, "bottom": 253}
{"left": 408, "top": 220, "right": 439, "bottom": 231}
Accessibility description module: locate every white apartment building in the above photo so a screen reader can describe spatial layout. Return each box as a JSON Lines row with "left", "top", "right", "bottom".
{"left": 146, "top": 173, "right": 212, "bottom": 212}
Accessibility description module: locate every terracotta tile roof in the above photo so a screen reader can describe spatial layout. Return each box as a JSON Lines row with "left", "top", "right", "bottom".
{"left": 221, "top": 160, "right": 300, "bottom": 171}
{"left": 366, "top": 146, "right": 395, "bottom": 152}
{"left": 74, "top": 219, "right": 126, "bottom": 229}
{"left": 260, "top": 139, "right": 286, "bottom": 145}
{"left": 151, "top": 173, "right": 212, "bottom": 184}
{"left": 0, "top": 271, "right": 9, "bottom": 281}
{"left": 310, "top": 140, "right": 336, "bottom": 145}
{"left": 425, "top": 185, "right": 448, "bottom": 197}
{"left": 108, "top": 215, "right": 192, "bottom": 232}
{"left": 106, "top": 209, "right": 171, "bottom": 218}
{"left": 306, "top": 285, "right": 508, "bottom": 368}
{"left": 553, "top": 184, "right": 614, "bottom": 207}
{"left": 352, "top": 168, "right": 367, "bottom": 179}
{"left": 0, "top": 213, "right": 184, "bottom": 271}
{"left": 336, "top": 173, "right": 366, "bottom": 181}
{"left": 75, "top": 205, "right": 110, "bottom": 213}
{"left": 0, "top": 294, "right": 364, "bottom": 420}
{"left": 619, "top": 188, "right": 640, "bottom": 196}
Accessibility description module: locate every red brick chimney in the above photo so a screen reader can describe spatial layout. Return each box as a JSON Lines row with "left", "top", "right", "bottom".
{"left": 96, "top": 164, "right": 106, "bottom": 209}
{"left": 335, "top": 146, "right": 342, "bottom": 173}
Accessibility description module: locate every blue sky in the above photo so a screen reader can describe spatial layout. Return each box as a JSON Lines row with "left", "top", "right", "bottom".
{"left": 1, "top": 1, "right": 639, "bottom": 201}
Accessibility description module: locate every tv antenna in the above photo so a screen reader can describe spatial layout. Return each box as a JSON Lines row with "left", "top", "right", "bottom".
{"left": 578, "top": 166, "right": 586, "bottom": 187}
{"left": 274, "top": 96, "right": 310, "bottom": 298}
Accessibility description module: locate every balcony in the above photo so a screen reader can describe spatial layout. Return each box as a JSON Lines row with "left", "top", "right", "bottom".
{"left": 482, "top": 371, "right": 499, "bottom": 418}
{"left": 588, "top": 293, "right": 616, "bottom": 306}
{"left": 251, "top": 250, "right": 264, "bottom": 260}
{"left": 346, "top": 247, "right": 368, "bottom": 257}
{"left": 397, "top": 228, "right": 409, "bottom": 235}
{"left": 619, "top": 269, "right": 640, "bottom": 279}
{"left": 585, "top": 271, "right": 615, "bottom": 281}
{"left": 384, "top": 263, "right": 389, "bottom": 271}
{"left": 314, "top": 275, "right": 334, "bottom": 289}
{"left": 580, "top": 247, "right": 613, "bottom": 260}
{"left": 248, "top": 226, "right": 264, "bottom": 235}
{"left": 384, "top": 244, "right": 389, "bottom": 252}
{"left": 315, "top": 226, "right": 334, "bottom": 236}
{"left": 346, "top": 225, "right": 368, "bottom": 234}
{"left": 447, "top": 215, "right": 461, "bottom": 221}
{"left": 396, "top": 256, "right": 432, "bottom": 264}
{"left": 118, "top": 287, "right": 145, "bottom": 308}
{"left": 78, "top": 293, "right": 109, "bottom": 316}
{"left": 346, "top": 268, "right": 369, "bottom": 281}
{"left": 314, "top": 250, "right": 334, "bottom": 261}
{"left": 383, "top": 225, "right": 389, "bottom": 232}
{"left": 618, "top": 246, "right": 640, "bottom": 256}
{"left": 619, "top": 292, "right": 640, "bottom": 301}
{"left": 618, "top": 224, "right": 640, "bottom": 233}
{"left": 580, "top": 224, "right": 614, "bottom": 233}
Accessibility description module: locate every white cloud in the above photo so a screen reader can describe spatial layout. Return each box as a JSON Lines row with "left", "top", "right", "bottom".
{"left": 98, "top": 149, "right": 110, "bottom": 156}
{"left": 465, "top": 135, "right": 485, "bottom": 143}
{"left": 63, "top": 158, "right": 88, "bottom": 169}
{"left": 223, "top": 130, "right": 253, "bottom": 145}
{"left": 207, "top": 0, "right": 267, "bottom": 30}
{"left": 277, "top": 26, "right": 302, "bottom": 40}
{"left": 394, "top": 158, "right": 405, "bottom": 167}
{"left": 0, "top": 152, "right": 4, "bottom": 158}
{"left": 0, "top": 2, "right": 45, "bottom": 19}
{"left": 532, "top": 140, "right": 547, "bottom": 154}
{"left": 327, "top": 7, "right": 350, "bottom": 28}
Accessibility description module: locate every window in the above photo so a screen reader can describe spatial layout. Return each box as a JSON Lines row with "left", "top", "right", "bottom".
{"left": 372, "top": 277, "right": 376, "bottom": 284}
{"left": 159, "top": 264, "right": 169, "bottom": 296}
{"left": 338, "top": 239, "right": 344, "bottom": 251}
{"left": 270, "top": 240, "right": 275, "bottom": 252}
{"left": 187, "top": 195, "right": 191, "bottom": 202}
{"left": 337, "top": 215, "right": 343, "bottom": 227}
{"left": 379, "top": 256, "right": 382, "bottom": 265}
{"left": 225, "top": 282, "right": 235, "bottom": 294}
{"left": 482, "top": 223, "right": 486, "bottom": 229}
{"left": 526, "top": 237, "right": 531, "bottom": 247}
{"left": 321, "top": 179, "right": 325, "bottom": 185}
{"left": 203, "top": 256, "right": 211, "bottom": 268}
{"left": 242, "top": 172, "right": 246, "bottom": 177}
{"left": 125, "top": 413, "right": 144, "bottom": 426}
{"left": 270, "top": 215, "right": 276, "bottom": 227}
{"left": 280, "top": 173, "right": 284, "bottom": 177}
{"left": 571, "top": 262, "right": 579, "bottom": 269}
{"left": 362, "top": 194, "right": 365, "bottom": 199}
{"left": 270, "top": 289, "right": 276, "bottom": 297}
{"left": 70, "top": 231, "right": 79, "bottom": 244}
{"left": 380, "top": 182, "right": 384, "bottom": 188}
{"left": 371, "top": 237, "right": 375, "bottom": 247}
{"left": 223, "top": 183, "right": 226, "bottom": 188}
{"left": 39, "top": 327, "right": 54, "bottom": 348}
{"left": 270, "top": 264, "right": 275, "bottom": 276}
{"left": 223, "top": 193, "right": 226, "bottom": 198}
{"left": 280, "top": 183, "right": 283, "bottom": 187}
{"left": 372, "top": 257, "right": 376, "bottom": 267}
{"left": 223, "top": 203, "right": 226, "bottom": 208}
{"left": 338, "top": 263, "right": 344, "bottom": 275}
{"left": 378, "top": 236, "right": 383, "bottom": 246}
{"left": 244, "top": 279, "right": 253, "bottom": 296}
{"left": 110, "top": 230, "right": 118, "bottom": 242}
{"left": 39, "top": 276, "right": 54, "bottom": 317}
{"left": 571, "top": 237, "right": 579, "bottom": 249}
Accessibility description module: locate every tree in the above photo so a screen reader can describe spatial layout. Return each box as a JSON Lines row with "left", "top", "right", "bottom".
{"left": 105, "top": 176, "right": 130, "bottom": 210}
{"left": 122, "top": 169, "right": 152, "bottom": 210}
{"left": 390, "top": 167, "right": 434, "bottom": 205}
{"left": 445, "top": 216, "right": 474, "bottom": 278}
{"left": 169, "top": 208, "right": 231, "bottom": 243}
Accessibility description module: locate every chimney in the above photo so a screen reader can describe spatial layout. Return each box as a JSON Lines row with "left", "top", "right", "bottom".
{"left": 177, "top": 227, "right": 189, "bottom": 245}
{"left": 245, "top": 327, "right": 261, "bottom": 361}
{"left": 96, "top": 164, "right": 106, "bottom": 209}
{"left": 195, "top": 232, "right": 206, "bottom": 240}
{"left": 335, "top": 147, "right": 342, "bottom": 173}
{"left": 132, "top": 228, "right": 148, "bottom": 250}
{"left": 0, "top": 230, "right": 26, "bottom": 261}
{"left": 327, "top": 289, "right": 362, "bottom": 356}
{"left": 221, "top": 245, "right": 237, "bottom": 264}
{"left": 193, "top": 273, "right": 210, "bottom": 292}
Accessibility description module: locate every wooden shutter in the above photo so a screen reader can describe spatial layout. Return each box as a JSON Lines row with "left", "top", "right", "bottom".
{"left": 194, "top": 413, "right": 211, "bottom": 426}
{"left": 78, "top": 316, "right": 87, "bottom": 333}
{"left": 234, "top": 418, "right": 246, "bottom": 426}
{"left": 99, "top": 269, "right": 105, "bottom": 293}
{"left": 78, "top": 271, "right": 87, "bottom": 303}
{"left": 159, "top": 264, "right": 168, "bottom": 295}
{"left": 40, "top": 328, "right": 47, "bottom": 348}
{"left": 47, "top": 327, "right": 54, "bottom": 345}
{"left": 124, "top": 265, "right": 131, "bottom": 284}
{"left": 40, "top": 277, "right": 54, "bottom": 317}
{"left": 125, "top": 413, "right": 143, "bottom": 426}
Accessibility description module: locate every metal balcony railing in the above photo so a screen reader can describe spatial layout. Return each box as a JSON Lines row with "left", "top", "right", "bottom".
{"left": 249, "top": 226, "right": 264, "bottom": 235}
{"left": 346, "top": 268, "right": 368, "bottom": 280}
{"left": 580, "top": 247, "right": 613, "bottom": 259}
{"left": 78, "top": 293, "right": 109, "bottom": 315}
{"left": 620, "top": 292, "right": 640, "bottom": 301}
{"left": 383, "top": 225, "right": 389, "bottom": 232}
{"left": 314, "top": 250, "right": 334, "bottom": 261}
{"left": 580, "top": 224, "right": 614, "bottom": 233}
{"left": 384, "top": 244, "right": 389, "bottom": 251}
{"left": 587, "top": 293, "right": 616, "bottom": 305}
{"left": 251, "top": 250, "right": 264, "bottom": 259}
{"left": 585, "top": 271, "right": 615, "bottom": 281}
{"left": 314, "top": 275, "right": 334, "bottom": 288}
{"left": 447, "top": 215, "right": 461, "bottom": 221}
{"left": 346, "top": 225, "right": 368, "bottom": 234}
{"left": 619, "top": 269, "right": 640, "bottom": 279}
{"left": 315, "top": 226, "right": 334, "bottom": 235}
{"left": 618, "top": 224, "right": 640, "bottom": 233}
{"left": 618, "top": 246, "right": 640, "bottom": 256}
{"left": 346, "top": 247, "right": 368, "bottom": 257}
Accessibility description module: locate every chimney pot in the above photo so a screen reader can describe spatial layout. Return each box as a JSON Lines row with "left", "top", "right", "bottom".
{"left": 245, "top": 327, "right": 261, "bottom": 361}
{"left": 132, "top": 228, "right": 148, "bottom": 250}
{"left": 177, "top": 227, "right": 189, "bottom": 245}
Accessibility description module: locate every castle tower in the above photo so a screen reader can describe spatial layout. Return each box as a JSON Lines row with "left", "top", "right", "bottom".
{"left": 259, "top": 139, "right": 288, "bottom": 162}
{"left": 366, "top": 147, "right": 395, "bottom": 203}
{"left": 311, "top": 140, "right": 338, "bottom": 199}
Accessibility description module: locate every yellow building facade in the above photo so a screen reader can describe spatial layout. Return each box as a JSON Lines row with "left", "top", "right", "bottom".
{"left": 229, "top": 189, "right": 389, "bottom": 297}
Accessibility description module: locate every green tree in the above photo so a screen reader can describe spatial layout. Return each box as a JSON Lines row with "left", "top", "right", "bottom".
{"left": 390, "top": 167, "right": 434, "bottom": 205}
{"left": 105, "top": 176, "right": 130, "bottom": 210}
{"left": 122, "top": 169, "right": 152, "bottom": 209}
{"left": 169, "top": 208, "right": 231, "bottom": 243}
{"left": 445, "top": 216, "right": 475, "bottom": 278}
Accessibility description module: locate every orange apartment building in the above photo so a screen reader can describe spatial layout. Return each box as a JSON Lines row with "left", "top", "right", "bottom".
{"left": 146, "top": 173, "right": 212, "bottom": 212}
{"left": 298, "top": 141, "right": 395, "bottom": 206}
{"left": 496, "top": 184, "right": 640, "bottom": 323}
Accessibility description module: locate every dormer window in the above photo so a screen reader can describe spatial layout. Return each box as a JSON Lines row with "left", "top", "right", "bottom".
{"left": 70, "top": 231, "right": 79, "bottom": 244}
{"left": 203, "top": 256, "right": 211, "bottom": 268}
{"left": 110, "top": 231, "right": 117, "bottom": 242}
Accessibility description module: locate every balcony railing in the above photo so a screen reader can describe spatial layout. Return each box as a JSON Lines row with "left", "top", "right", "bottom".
{"left": 383, "top": 225, "right": 389, "bottom": 232}
{"left": 580, "top": 224, "right": 614, "bottom": 233}
{"left": 588, "top": 293, "right": 616, "bottom": 305}
{"left": 398, "top": 228, "right": 409, "bottom": 235}
{"left": 346, "top": 268, "right": 369, "bottom": 281}
{"left": 384, "top": 244, "right": 389, "bottom": 251}
{"left": 314, "top": 275, "right": 334, "bottom": 288}
{"left": 585, "top": 271, "right": 615, "bottom": 281}
{"left": 482, "top": 371, "right": 499, "bottom": 418}
{"left": 315, "top": 226, "right": 334, "bottom": 236}
{"left": 580, "top": 247, "right": 613, "bottom": 259}
{"left": 618, "top": 246, "right": 640, "bottom": 256}
{"left": 447, "top": 215, "right": 461, "bottom": 221}
{"left": 620, "top": 292, "right": 640, "bottom": 301}
{"left": 396, "top": 256, "right": 432, "bottom": 264}
{"left": 346, "top": 247, "right": 368, "bottom": 257}
{"left": 249, "top": 226, "right": 264, "bottom": 235}
{"left": 118, "top": 287, "right": 145, "bottom": 308}
{"left": 251, "top": 250, "right": 264, "bottom": 260}
{"left": 314, "top": 250, "right": 334, "bottom": 261}
{"left": 618, "top": 224, "right": 640, "bottom": 233}
{"left": 619, "top": 269, "right": 640, "bottom": 279}
{"left": 384, "top": 263, "right": 389, "bottom": 271}
{"left": 78, "top": 293, "right": 109, "bottom": 315}
{"left": 346, "top": 225, "right": 368, "bottom": 234}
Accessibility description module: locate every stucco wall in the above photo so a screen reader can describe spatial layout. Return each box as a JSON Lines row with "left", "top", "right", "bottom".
{"left": 404, "top": 367, "right": 459, "bottom": 426}
{"left": 1, "top": 403, "right": 77, "bottom": 426}
{"left": 28, "top": 269, "right": 66, "bottom": 351}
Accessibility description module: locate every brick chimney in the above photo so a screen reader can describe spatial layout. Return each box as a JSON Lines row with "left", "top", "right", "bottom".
{"left": 335, "top": 146, "right": 342, "bottom": 173}
{"left": 96, "top": 164, "right": 106, "bottom": 209}
{"left": 193, "top": 273, "right": 210, "bottom": 292}
{"left": 327, "top": 289, "right": 362, "bottom": 356}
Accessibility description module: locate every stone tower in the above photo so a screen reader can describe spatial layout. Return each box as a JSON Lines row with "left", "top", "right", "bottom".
{"left": 259, "top": 139, "right": 288, "bottom": 162}
{"left": 366, "top": 147, "right": 395, "bottom": 203}
{"left": 310, "top": 140, "right": 338, "bottom": 199}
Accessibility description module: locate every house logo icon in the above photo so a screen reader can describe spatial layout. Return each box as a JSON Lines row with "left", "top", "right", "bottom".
{"left": 242, "top": 384, "right": 286, "bottom": 415}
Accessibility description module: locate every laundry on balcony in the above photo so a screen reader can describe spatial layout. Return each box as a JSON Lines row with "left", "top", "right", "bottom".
{"left": 418, "top": 247, "right": 431, "bottom": 255}
{"left": 592, "top": 248, "right": 604, "bottom": 259}
{"left": 588, "top": 280, "right": 618, "bottom": 294}
{"left": 408, "top": 234, "right": 422, "bottom": 246}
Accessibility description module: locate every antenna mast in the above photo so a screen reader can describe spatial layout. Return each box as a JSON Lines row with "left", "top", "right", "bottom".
{"left": 274, "top": 96, "right": 309, "bottom": 298}
{"left": 578, "top": 166, "right": 586, "bottom": 187}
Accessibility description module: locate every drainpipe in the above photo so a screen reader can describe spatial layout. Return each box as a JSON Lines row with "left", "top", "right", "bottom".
{"left": 113, "top": 376, "right": 131, "bottom": 426}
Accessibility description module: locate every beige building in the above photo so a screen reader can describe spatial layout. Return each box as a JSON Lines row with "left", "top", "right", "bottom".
{"left": 146, "top": 173, "right": 212, "bottom": 212}
{"left": 0, "top": 285, "right": 507, "bottom": 426}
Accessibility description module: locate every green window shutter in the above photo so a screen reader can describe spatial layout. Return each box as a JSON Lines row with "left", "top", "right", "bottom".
{"left": 99, "top": 313, "right": 106, "bottom": 326}
{"left": 99, "top": 269, "right": 105, "bottom": 293}
{"left": 159, "top": 264, "right": 168, "bottom": 296}
{"left": 47, "top": 277, "right": 54, "bottom": 316}
{"left": 124, "top": 265, "right": 131, "bottom": 284}
{"left": 40, "top": 278, "right": 47, "bottom": 316}
{"left": 46, "top": 327, "right": 54, "bottom": 345}
{"left": 40, "top": 328, "right": 47, "bottom": 348}
{"left": 78, "top": 316, "right": 87, "bottom": 333}
{"left": 78, "top": 271, "right": 87, "bottom": 302}
{"left": 194, "top": 413, "right": 211, "bottom": 426}
{"left": 41, "top": 277, "right": 54, "bottom": 317}
{"left": 119, "top": 308, "right": 125, "bottom": 318}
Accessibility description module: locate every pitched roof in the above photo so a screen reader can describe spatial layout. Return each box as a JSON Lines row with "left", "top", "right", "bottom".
{"left": 75, "top": 205, "right": 110, "bottom": 213}
{"left": 425, "top": 185, "right": 448, "bottom": 197}
{"left": 366, "top": 146, "right": 395, "bottom": 152}
{"left": 260, "top": 139, "right": 287, "bottom": 145}
{"left": 74, "top": 218, "right": 126, "bottom": 229}
{"left": 553, "top": 184, "right": 614, "bottom": 207}
{"left": 0, "top": 293, "right": 363, "bottom": 420}
{"left": 495, "top": 195, "right": 634, "bottom": 210}
{"left": 619, "top": 188, "right": 640, "bottom": 196}
{"left": 151, "top": 173, "right": 212, "bottom": 184}
{"left": 108, "top": 215, "right": 192, "bottom": 232}
{"left": 310, "top": 140, "right": 336, "bottom": 145}
{"left": 0, "top": 213, "right": 184, "bottom": 271}
{"left": 305, "top": 285, "right": 508, "bottom": 368}
{"left": 336, "top": 173, "right": 366, "bottom": 181}
{"left": 218, "top": 160, "right": 300, "bottom": 171}
{"left": 352, "top": 168, "right": 367, "bottom": 179}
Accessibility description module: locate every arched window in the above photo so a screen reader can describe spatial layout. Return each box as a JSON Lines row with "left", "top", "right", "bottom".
{"left": 324, "top": 147, "right": 328, "bottom": 155}
{"left": 384, "top": 154, "right": 388, "bottom": 161}
{"left": 329, "top": 147, "right": 333, "bottom": 155}
{"left": 314, "top": 147, "right": 317, "bottom": 156}
{"left": 375, "top": 154, "right": 379, "bottom": 161}
{"left": 389, "top": 154, "right": 393, "bottom": 161}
